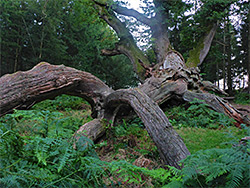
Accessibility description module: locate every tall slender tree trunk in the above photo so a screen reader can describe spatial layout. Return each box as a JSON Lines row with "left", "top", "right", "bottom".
{"left": 14, "top": 28, "right": 21, "bottom": 72}
{"left": 223, "top": 22, "right": 226, "bottom": 91}
{"left": 248, "top": 11, "right": 250, "bottom": 93}
{"left": 226, "top": 20, "right": 232, "bottom": 95}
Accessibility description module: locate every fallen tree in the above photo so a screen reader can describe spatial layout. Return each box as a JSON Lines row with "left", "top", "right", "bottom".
{"left": 0, "top": 62, "right": 190, "bottom": 168}
{"left": 0, "top": 62, "right": 249, "bottom": 169}
{"left": 1, "top": 0, "right": 249, "bottom": 169}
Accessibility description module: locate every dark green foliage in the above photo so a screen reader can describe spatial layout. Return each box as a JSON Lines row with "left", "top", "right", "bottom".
{"left": 174, "top": 127, "right": 250, "bottom": 188}
{"left": 0, "top": 110, "right": 101, "bottom": 187}
{"left": 31, "top": 94, "right": 88, "bottom": 111}
{"left": 0, "top": 109, "right": 179, "bottom": 187}
{"left": 176, "top": 126, "right": 247, "bottom": 154}
{"left": 0, "top": 94, "right": 249, "bottom": 187}
{"left": 166, "top": 99, "right": 235, "bottom": 128}
{"left": 0, "top": 0, "right": 137, "bottom": 89}
{"left": 234, "top": 92, "right": 250, "bottom": 105}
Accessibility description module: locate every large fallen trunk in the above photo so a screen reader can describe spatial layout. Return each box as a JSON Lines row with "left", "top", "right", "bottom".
{"left": 0, "top": 62, "right": 249, "bottom": 168}
{"left": 0, "top": 62, "right": 113, "bottom": 117}
{"left": 0, "top": 62, "right": 190, "bottom": 169}
{"left": 140, "top": 67, "right": 250, "bottom": 127}
{"left": 104, "top": 89, "right": 190, "bottom": 168}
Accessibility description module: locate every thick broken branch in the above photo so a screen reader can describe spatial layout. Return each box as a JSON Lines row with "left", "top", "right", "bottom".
{"left": 111, "top": 4, "right": 153, "bottom": 27}
{"left": 140, "top": 67, "right": 250, "bottom": 126}
{"left": 186, "top": 24, "right": 218, "bottom": 67}
{"left": 183, "top": 91, "right": 250, "bottom": 126}
{"left": 0, "top": 62, "right": 113, "bottom": 117}
{"left": 105, "top": 88, "right": 190, "bottom": 168}
{"left": 0, "top": 62, "right": 190, "bottom": 169}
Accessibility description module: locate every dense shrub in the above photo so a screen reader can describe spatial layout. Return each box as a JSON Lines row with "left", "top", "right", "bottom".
{"left": 165, "top": 99, "right": 235, "bottom": 128}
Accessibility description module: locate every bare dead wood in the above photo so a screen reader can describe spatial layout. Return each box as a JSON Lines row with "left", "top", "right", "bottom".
{"left": 105, "top": 88, "right": 190, "bottom": 168}
{"left": 140, "top": 67, "right": 250, "bottom": 126}
{"left": 0, "top": 62, "right": 113, "bottom": 117}
{"left": 0, "top": 62, "right": 190, "bottom": 168}
{"left": 0, "top": 62, "right": 248, "bottom": 169}
{"left": 74, "top": 119, "right": 105, "bottom": 141}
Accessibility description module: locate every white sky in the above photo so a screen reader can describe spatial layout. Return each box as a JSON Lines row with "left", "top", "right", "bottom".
{"left": 126, "top": 0, "right": 142, "bottom": 12}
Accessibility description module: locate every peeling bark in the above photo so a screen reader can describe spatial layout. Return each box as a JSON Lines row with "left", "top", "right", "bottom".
{"left": 0, "top": 62, "right": 249, "bottom": 168}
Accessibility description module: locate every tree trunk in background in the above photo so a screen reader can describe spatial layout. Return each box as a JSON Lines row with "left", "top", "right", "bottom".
{"left": 226, "top": 20, "right": 233, "bottom": 95}
{"left": 248, "top": 11, "right": 250, "bottom": 94}
{"left": 223, "top": 21, "right": 226, "bottom": 91}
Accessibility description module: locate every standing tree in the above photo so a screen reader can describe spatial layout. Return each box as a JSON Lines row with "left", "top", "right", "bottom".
{"left": 0, "top": 0, "right": 249, "bottom": 169}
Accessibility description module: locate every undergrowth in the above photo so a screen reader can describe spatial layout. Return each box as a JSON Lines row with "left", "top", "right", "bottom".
{"left": 171, "top": 126, "right": 250, "bottom": 188}
{"left": 0, "top": 95, "right": 249, "bottom": 187}
{"left": 165, "top": 99, "right": 235, "bottom": 129}
{"left": 234, "top": 92, "right": 250, "bottom": 105}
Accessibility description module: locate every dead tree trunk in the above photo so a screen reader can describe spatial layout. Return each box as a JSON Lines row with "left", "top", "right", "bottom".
{"left": 0, "top": 62, "right": 190, "bottom": 169}
{"left": 105, "top": 89, "right": 190, "bottom": 168}
{"left": 0, "top": 62, "right": 249, "bottom": 168}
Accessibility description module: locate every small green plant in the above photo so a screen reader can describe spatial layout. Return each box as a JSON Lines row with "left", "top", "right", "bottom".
{"left": 32, "top": 94, "right": 89, "bottom": 111}
{"left": 166, "top": 99, "right": 235, "bottom": 128}
{"left": 168, "top": 126, "right": 250, "bottom": 188}
{"left": 234, "top": 92, "right": 250, "bottom": 105}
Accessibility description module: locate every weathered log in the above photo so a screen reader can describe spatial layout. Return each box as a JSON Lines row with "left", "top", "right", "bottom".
{"left": 0, "top": 62, "right": 113, "bottom": 117}
{"left": 74, "top": 119, "right": 105, "bottom": 141}
{"left": 183, "top": 91, "right": 250, "bottom": 126}
{"left": 0, "top": 62, "right": 190, "bottom": 168}
{"left": 0, "top": 62, "right": 248, "bottom": 168}
{"left": 104, "top": 88, "right": 190, "bottom": 168}
{"left": 140, "top": 67, "right": 250, "bottom": 126}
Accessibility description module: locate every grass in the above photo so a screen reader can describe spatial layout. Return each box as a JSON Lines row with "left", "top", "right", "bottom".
{"left": 175, "top": 126, "right": 247, "bottom": 153}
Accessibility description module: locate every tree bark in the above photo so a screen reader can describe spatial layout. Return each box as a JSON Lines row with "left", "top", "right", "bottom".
{"left": 186, "top": 24, "right": 218, "bottom": 68}
{"left": 0, "top": 62, "right": 113, "bottom": 117}
{"left": 0, "top": 62, "right": 249, "bottom": 168}
{"left": 140, "top": 68, "right": 250, "bottom": 126}
{"left": 248, "top": 11, "right": 250, "bottom": 94}
{"left": 105, "top": 89, "right": 190, "bottom": 168}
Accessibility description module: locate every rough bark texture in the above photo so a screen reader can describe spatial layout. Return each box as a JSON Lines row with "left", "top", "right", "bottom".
{"left": 1, "top": 1, "right": 248, "bottom": 170}
{"left": 0, "top": 62, "right": 113, "bottom": 117}
{"left": 74, "top": 119, "right": 104, "bottom": 141}
{"left": 105, "top": 89, "right": 190, "bottom": 168}
{"left": 186, "top": 24, "right": 218, "bottom": 68}
{"left": 140, "top": 66, "right": 250, "bottom": 126}
{"left": 1, "top": 62, "right": 249, "bottom": 168}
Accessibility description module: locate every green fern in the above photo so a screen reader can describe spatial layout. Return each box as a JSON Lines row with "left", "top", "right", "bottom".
{"left": 178, "top": 143, "right": 250, "bottom": 187}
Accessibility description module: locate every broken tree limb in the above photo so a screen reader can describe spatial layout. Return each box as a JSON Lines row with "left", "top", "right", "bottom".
{"left": 0, "top": 62, "right": 113, "bottom": 117}
{"left": 183, "top": 91, "right": 250, "bottom": 126}
{"left": 0, "top": 62, "right": 190, "bottom": 168}
{"left": 105, "top": 88, "right": 190, "bottom": 168}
